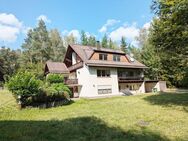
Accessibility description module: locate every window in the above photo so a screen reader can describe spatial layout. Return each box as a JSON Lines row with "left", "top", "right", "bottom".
{"left": 97, "top": 70, "right": 110, "bottom": 77}
{"left": 98, "top": 85, "right": 112, "bottom": 94}
{"left": 129, "top": 71, "right": 134, "bottom": 77}
{"left": 99, "top": 54, "right": 107, "bottom": 60}
{"left": 113, "top": 55, "right": 120, "bottom": 61}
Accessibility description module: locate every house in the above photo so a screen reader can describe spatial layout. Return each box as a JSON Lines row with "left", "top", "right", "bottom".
{"left": 45, "top": 44, "right": 166, "bottom": 98}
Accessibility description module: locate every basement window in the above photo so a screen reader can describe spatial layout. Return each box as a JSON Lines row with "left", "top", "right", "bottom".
{"left": 98, "top": 85, "right": 112, "bottom": 94}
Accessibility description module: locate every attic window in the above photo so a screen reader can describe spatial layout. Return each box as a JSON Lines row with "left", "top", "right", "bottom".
{"left": 113, "top": 55, "right": 120, "bottom": 62}
{"left": 99, "top": 54, "right": 107, "bottom": 60}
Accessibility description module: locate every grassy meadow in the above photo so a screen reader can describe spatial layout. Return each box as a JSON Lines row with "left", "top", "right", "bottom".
{"left": 0, "top": 90, "right": 188, "bottom": 141}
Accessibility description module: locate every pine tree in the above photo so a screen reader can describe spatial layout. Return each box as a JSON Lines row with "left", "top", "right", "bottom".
{"left": 49, "top": 29, "right": 66, "bottom": 61}
{"left": 88, "top": 36, "right": 96, "bottom": 46}
{"left": 22, "top": 19, "right": 51, "bottom": 63}
{"left": 81, "top": 30, "right": 88, "bottom": 45}
{"left": 101, "top": 34, "right": 108, "bottom": 48}
{"left": 108, "top": 38, "right": 118, "bottom": 49}
{"left": 109, "top": 38, "right": 113, "bottom": 49}
{"left": 37, "top": 20, "right": 51, "bottom": 62}
{"left": 120, "top": 36, "right": 127, "bottom": 53}
{"left": 134, "top": 27, "right": 161, "bottom": 80}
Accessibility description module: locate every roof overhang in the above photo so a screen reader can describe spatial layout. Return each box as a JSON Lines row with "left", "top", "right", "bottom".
{"left": 87, "top": 63, "right": 148, "bottom": 69}
{"left": 94, "top": 49, "right": 125, "bottom": 55}
{"left": 119, "top": 80, "right": 144, "bottom": 83}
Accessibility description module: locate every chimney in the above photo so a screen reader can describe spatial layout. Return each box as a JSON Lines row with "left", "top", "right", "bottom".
{"left": 96, "top": 41, "right": 100, "bottom": 50}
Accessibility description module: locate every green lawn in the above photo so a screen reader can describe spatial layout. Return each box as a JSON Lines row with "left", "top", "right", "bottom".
{"left": 0, "top": 90, "right": 188, "bottom": 141}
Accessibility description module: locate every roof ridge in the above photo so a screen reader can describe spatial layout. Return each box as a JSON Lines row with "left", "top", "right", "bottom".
{"left": 71, "top": 44, "right": 123, "bottom": 52}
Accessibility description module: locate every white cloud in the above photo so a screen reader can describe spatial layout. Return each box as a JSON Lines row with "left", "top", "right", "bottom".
{"left": 99, "top": 19, "right": 120, "bottom": 33}
{"left": 68, "top": 29, "right": 80, "bottom": 39}
{"left": 109, "top": 23, "right": 139, "bottom": 42}
{"left": 109, "top": 21, "right": 151, "bottom": 47}
{"left": 37, "top": 15, "right": 51, "bottom": 23}
{"left": 143, "top": 22, "right": 151, "bottom": 30}
{"left": 0, "top": 13, "right": 23, "bottom": 42}
{"left": 0, "top": 24, "right": 20, "bottom": 42}
{"left": 0, "top": 13, "right": 22, "bottom": 28}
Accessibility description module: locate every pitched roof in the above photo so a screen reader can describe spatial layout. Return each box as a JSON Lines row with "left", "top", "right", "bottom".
{"left": 68, "top": 44, "right": 147, "bottom": 69}
{"left": 70, "top": 44, "right": 94, "bottom": 61}
{"left": 45, "top": 61, "right": 69, "bottom": 74}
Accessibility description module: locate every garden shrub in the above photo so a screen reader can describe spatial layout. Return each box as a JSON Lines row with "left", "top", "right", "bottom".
{"left": 44, "top": 83, "right": 71, "bottom": 100}
{"left": 46, "top": 74, "right": 64, "bottom": 84}
{"left": 6, "top": 71, "right": 72, "bottom": 108}
{"left": 6, "top": 71, "right": 42, "bottom": 97}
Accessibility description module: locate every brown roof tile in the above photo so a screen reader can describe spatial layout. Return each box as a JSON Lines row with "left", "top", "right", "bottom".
{"left": 45, "top": 61, "right": 69, "bottom": 74}
{"left": 68, "top": 44, "right": 147, "bottom": 69}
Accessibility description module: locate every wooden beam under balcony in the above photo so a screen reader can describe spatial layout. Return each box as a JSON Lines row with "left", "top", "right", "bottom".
{"left": 64, "top": 79, "right": 78, "bottom": 85}
{"left": 68, "top": 62, "right": 83, "bottom": 72}
{"left": 118, "top": 76, "right": 144, "bottom": 80}
{"left": 118, "top": 76, "right": 144, "bottom": 83}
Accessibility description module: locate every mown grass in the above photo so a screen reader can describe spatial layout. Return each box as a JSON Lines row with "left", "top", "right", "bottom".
{"left": 0, "top": 90, "right": 188, "bottom": 141}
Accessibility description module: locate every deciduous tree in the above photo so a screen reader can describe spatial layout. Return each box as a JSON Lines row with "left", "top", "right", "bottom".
{"left": 150, "top": 0, "right": 188, "bottom": 87}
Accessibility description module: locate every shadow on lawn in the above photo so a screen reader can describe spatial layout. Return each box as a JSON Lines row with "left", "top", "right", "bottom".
{"left": 144, "top": 92, "right": 188, "bottom": 112}
{"left": 0, "top": 117, "right": 170, "bottom": 141}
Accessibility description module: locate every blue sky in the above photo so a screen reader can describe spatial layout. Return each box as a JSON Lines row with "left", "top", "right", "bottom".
{"left": 0, "top": 0, "right": 153, "bottom": 49}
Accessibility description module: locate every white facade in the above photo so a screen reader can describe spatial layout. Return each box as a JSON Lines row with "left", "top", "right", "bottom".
{"left": 74, "top": 64, "right": 166, "bottom": 98}
{"left": 72, "top": 52, "right": 77, "bottom": 65}
{"left": 76, "top": 64, "right": 119, "bottom": 97}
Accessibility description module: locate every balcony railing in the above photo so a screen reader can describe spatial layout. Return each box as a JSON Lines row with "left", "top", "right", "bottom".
{"left": 118, "top": 76, "right": 144, "bottom": 81}
{"left": 64, "top": 79, "right": 78, "bottom": 85}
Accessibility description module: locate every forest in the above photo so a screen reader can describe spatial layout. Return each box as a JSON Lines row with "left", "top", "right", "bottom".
{"left": 0, "top": 0, "right": 187, "bottom": 88}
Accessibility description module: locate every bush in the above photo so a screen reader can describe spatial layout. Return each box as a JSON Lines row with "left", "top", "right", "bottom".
{"left": 0, "top": 82, "right": 4, "bottom": 87}
{"left": 6, "top": 71, "right": 42, "bottom": 97}
{"left": 46, "top": 74, "right": 64, "bottom": 84}
{"left": 6, "top": 71, "right": 71, "bottom": 108}
{"left": 44, "top": 83, "right": 71, "bottom": 100}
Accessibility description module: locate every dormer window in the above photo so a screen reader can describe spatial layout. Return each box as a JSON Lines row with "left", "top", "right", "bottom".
{"left": 113, "top": 55, "right": 120, "bottom": 61}
{"left": 99, "top": 54, "right": 107, "bottom": 60}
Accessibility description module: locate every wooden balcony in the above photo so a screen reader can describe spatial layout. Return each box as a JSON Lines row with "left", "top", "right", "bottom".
{"left": 68, "top": 62, "right": 83, "bottom": 72}
{"left": 64, "top": 79, "right": 78, "bottom": 85}
{"left": 118, "top": 76, "right": 144, "bottom": 83}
